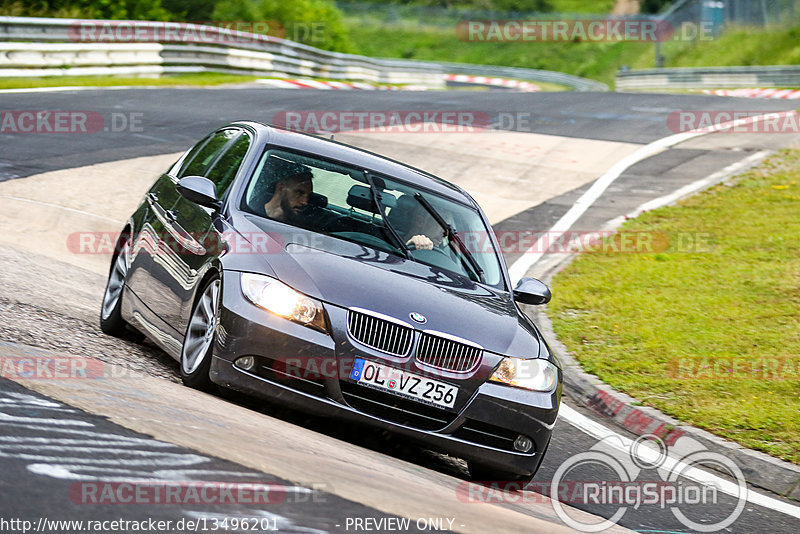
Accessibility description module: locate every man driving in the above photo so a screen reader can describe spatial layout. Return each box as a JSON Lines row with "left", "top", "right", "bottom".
{"left": 264, "top": 169, "right": 314, "bottom": 223}
{"left": 390, "top": 194, "right": 444, "bottom": 251}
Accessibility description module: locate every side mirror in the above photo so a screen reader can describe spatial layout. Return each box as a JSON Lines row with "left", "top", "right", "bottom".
{"left": 513, "top": 277, "right": 551, "bottom": 305}
{"left": 177, "top": 176, "right": 222, "bottom": 211}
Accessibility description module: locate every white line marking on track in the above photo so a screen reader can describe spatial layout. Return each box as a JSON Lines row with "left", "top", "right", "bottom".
{"left": 508, "top": 110, "right": 799, "bottom": 283}
{"left": 604, "top": 149, "right": 771, "bottom": 229}
{"left": 0, "top": 412, "right": 93, "bottom": 426}
{"left": 0, "top": 86, "right": 144, "bottom": 94}
{"left": 0, "top": 195, "right": 122, "bottom": 223}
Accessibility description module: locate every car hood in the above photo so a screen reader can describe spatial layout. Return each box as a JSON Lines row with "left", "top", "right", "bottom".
{"left": 228, "top": 214, "right": 541, "bottom": 357}
{"left": 283, "top": 243, "right": 528, "bottom": 355}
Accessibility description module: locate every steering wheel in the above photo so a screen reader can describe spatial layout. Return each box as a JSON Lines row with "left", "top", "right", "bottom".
{"left": 409, "top": 244, "right": 456, "bottom": 265}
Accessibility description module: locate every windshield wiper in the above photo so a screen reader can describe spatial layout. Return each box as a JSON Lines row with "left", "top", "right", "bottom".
{"left": 364, "top": 173, "right": 412, "bottom": 259}
{"left": 413, "top": 193, "right": 485, "bottom": 284}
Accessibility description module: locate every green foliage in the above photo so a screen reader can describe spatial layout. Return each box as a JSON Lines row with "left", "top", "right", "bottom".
{"left": 0, "top": 0, "right": 171, "bottom": 19}
{"left": 213, "top": 0, "right": 353, "bottom": 52}
{"left": 336, "top": 0, "right": 553, "bottom": 11}
{"left": 0, "top": 73, "right": 262, "bottom": 89}
{"left": 662, "top": 25, "right": 800, "bottom": 67}
{"left": 485, "top": 0, "right": 553, "bottom": 11}
{"left": 344, "top": 14, "right": 800, "bottom": 86}
{"left": 345, "top": 22, "right": 652, "bottom": 85}
{"left": 548, "top": 0, "right": 616, "bottom": 12}
{"left": 160, "top": 0, "right": 215, "bottom": 20}
{"left": 335, "top": 0, "right": 620, "bottom": 14}
{"left": 641, "top": 0, "right": 677, "bottom": 14}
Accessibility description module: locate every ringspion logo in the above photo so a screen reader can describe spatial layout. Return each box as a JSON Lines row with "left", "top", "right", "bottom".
{"left": 458, "top": 434, "right": 747, "bottom": 533}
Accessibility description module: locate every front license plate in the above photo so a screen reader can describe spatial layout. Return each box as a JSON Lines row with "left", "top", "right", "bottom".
{"left": 350, "top": 358, "right": 458, "bottom": 409}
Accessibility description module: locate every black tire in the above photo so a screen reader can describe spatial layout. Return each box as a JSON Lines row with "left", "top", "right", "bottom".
{"left": 179, "top": 276, "right": 221, "bottom": 391}
{"left": 99, "top": 232, "right": 131, "bottom": 337}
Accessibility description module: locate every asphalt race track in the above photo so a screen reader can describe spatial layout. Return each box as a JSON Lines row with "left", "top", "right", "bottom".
{"left": 1, "top": 86, "right": 799, "bottom": 533}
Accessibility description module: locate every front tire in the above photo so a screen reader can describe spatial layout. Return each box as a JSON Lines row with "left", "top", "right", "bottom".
{"left": 100, "top": 233, "right": 131, "bottom": 337}
{"left": 180, "top": 276, "right": 220, "bottom": 391}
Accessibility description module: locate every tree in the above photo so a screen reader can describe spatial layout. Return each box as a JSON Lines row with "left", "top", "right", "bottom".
{"left": 213, "top": 0, "right": 353, "bottom": 52}
{"left": 641, "top": 0, "right": 677, "bottom": 14}
{"left": 161, "top": 0, "right": 216, "bottom": 21}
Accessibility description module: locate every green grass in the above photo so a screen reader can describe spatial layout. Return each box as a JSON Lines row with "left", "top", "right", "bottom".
{"left": 0, "top": 72, "right": 262, "bottom": 90}
{"left": 548, "top": 150, "right": 800, "bottom": 463}
{"left": 345, "top": 20, "right": 800, "bottom": 87}
{"left": 663, "top": 25, "right": 800, "bottom": 67}
{"left": 346, "top": 23, "right": 653, "bottom": 86}
{"left": 549, "top": 0, "right": 617, "bottom": 13}
{"left": 530, "top": 80, "right": 572, "bottom": 91}
{"left": 0, "top": 70, "right": 569, "bottom": 92}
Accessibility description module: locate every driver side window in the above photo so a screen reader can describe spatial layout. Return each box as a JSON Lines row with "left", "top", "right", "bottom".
{"left": 205, "top": 132, "right": 251, "bottom": 198}
{"left": 177, "top": 129, "right": 239, "bottom": 180}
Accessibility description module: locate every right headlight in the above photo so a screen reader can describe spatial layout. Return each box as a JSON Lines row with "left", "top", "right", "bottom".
{"left": 240, "top": 272, "right": 328, "bottom": 332}
{"left": 489, "top": 357, "right": 558, "bottom": 392}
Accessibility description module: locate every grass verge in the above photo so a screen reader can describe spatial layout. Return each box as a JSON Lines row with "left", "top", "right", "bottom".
{"left": 344, "top": 20, "right": 800, "bottom": 87}
{"left": 0, "top": 72, "right": 569, "bottom": 92}
{"left": 0, "top": 73, "right": 262, "bottom": 90}
{"left": 548, "top": 149, "right": 800, "bottom": 463}
{"left": 344, "top": 22, "right": 652, "bottom": 87}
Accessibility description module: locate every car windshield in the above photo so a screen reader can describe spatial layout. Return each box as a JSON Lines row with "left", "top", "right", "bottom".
{"left": 240, "top": 148, "right": 506, "bottom": 289}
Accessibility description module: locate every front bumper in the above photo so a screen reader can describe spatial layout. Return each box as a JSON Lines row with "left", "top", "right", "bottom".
{"left": 210, "top": 270, "right": 561, "bottom": 477}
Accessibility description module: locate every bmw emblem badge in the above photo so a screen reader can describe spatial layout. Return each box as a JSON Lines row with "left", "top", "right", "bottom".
{"left": 409, "top": 312, "right": 427, "bottom": 324}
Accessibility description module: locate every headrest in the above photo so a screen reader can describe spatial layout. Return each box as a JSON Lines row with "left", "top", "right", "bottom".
{"left": 309, "top": 192, "right": 327, "bottom": 208}
{"left": 346, "top": 185, "right": 396, "bottom": 213}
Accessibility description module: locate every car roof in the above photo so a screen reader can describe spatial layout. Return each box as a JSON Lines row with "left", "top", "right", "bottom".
{"left": 232, "top": 121, "right": 477, "bottom": 206}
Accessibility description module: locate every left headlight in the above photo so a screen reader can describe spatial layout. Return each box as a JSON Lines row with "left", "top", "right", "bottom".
{"left": 240, "top": 272, "right": 327, "bottom": 332}
{"left": 489, "top": 357, "right": 558, "bottom": 392}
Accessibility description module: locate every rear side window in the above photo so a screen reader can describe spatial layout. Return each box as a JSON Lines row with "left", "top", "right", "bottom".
{"left": 205, "top": 132, "right": 251, "bottom": 197}
{"left": 178, "top": 129, "right": 239, "bottom": 179}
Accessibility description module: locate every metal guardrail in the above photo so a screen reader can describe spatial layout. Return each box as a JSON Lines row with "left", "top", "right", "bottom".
{"left": 617, "top": 65, "right": 800, "bottom": 90}
{"left": 0, "top": 16, "right": 605, "bottom": 91}
{"left": 408, "top": 61, "right": 609, "bottom": 92}
{"left": 0, "top": 16, "right": 444, "bottom": 86}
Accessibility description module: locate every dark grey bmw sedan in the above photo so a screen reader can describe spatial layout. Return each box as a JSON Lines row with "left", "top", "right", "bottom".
{"left": 100, "top": 121, "right": 562, "bottom": 482}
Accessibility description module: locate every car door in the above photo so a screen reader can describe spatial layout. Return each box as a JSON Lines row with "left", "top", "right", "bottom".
{"left": 153, "top": 128, "right": 253, "bottom": 339}
{"left": 171, "top": 130, "right": 253, "bottom": 336}
{"left": 142, "top": 128, "right": 238, "bottom": 334}
{"left": 125, "top": 135, "right": 210, "bottom": 311}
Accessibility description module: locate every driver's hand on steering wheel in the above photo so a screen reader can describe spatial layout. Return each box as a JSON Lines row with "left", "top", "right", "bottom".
{"left": 407, "top": 234, "right": 434, "bottom": 250}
